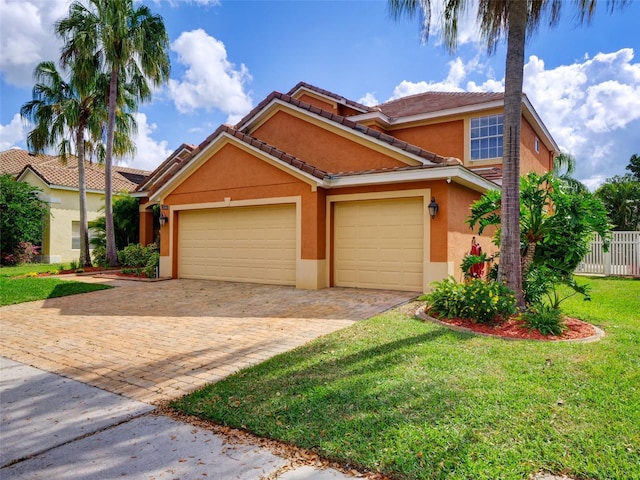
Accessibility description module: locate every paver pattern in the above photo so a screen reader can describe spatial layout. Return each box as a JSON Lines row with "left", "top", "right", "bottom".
{"left": 1, "top": 277, "right": 416, "bottom": 404}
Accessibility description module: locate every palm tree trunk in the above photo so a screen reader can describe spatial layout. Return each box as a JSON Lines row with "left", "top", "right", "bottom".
{"left": 521, "top": 241, "right": 536, "bottom": 275}
{"left": 76, "top": 130, "right": 92, "bottom": 267}
{"left": 105, "top": 66, "right": 119, "bottom": 266}
{"left": 498, "top": 0, "right": 527, "bottom": 308}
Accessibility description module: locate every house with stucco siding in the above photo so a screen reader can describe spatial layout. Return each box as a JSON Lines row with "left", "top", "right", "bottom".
{"left": 136, "top": 82, "right": 558, "bottom": 292}
{"left": 1, "top": 148, "right": 150, "bottom": 263}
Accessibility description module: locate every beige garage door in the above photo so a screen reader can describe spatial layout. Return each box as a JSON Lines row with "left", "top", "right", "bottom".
{"left": 334, "top": 197, "right": 424, "bottom": 291}
{"left": 178, "top": 204, "right": 296, "bottom": 285}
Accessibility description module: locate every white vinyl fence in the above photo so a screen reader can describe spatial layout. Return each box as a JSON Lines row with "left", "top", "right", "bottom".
{"left": 575, "top": 231, "right": 640, "bottom": 277}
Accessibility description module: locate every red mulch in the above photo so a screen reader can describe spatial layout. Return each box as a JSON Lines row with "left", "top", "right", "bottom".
{"left": 429, "top": 312, "right": 597, "bottom": 341}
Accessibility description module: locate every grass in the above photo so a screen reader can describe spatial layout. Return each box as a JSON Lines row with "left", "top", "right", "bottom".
{"left": 171, "top": 277, "right": 640, "bottom": 480}
{"left": 0, "top": 263, "right": 111, "bottom": 306}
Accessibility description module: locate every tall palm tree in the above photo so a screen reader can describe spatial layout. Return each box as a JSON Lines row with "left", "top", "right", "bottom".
{"left": 20, "top": 60, "right": 107, "bottom": 267}
{"left": 390, "top": 0, "right": 627, "bottom": 307}
{"left": 56, "top": 0, "right": 170, "bottom": 266}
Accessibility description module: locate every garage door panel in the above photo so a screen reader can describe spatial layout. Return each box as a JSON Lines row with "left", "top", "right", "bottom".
{"left": 178, "top": 205, "right": 296, "bottom": 285}
{"left": 334, "top": 198, "right": 424, "bottom": 291}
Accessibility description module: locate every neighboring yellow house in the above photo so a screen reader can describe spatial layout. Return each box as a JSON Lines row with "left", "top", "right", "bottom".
{"left": 0, "top": 148, "right": 150, "bottom": 263}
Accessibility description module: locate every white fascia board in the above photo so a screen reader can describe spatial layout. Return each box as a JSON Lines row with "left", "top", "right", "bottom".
{"left": 349, "top": 100, "right": 505, "bottom": 126}
{"left": 325, "top": 165, "right": 499, "bottom": 193}
{"left": 263, "top": 98, "right": 439, "bottom": 166}
{"left": 149, "top": 131, "right": 324, "bottom": 203}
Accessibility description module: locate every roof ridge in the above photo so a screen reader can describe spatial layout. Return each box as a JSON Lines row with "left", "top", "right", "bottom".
{"left": 376, "top": 90, "right": 504, "bottom": 107}
{"left": 286, "top": 81, "right": 372, "bottom": 113}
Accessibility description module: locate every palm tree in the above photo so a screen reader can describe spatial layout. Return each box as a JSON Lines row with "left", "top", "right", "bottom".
{"left": 56, "top": 0, "right": 170, "bottom": 266}
{"left": 20, "top": 60, "right": 107, "bottom": 267}
{"left": 390, "top": 0, "right": 627, "bottom": 307}
{"left": 553, "top": 152, "right": 588, "bottom": 194}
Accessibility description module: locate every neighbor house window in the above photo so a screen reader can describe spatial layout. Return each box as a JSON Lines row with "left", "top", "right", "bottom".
{"left": 470, "top": 114, "right": 503, "bottom": 160}
{"left": 72, "top": 221, "right": 97, "bottom": 249}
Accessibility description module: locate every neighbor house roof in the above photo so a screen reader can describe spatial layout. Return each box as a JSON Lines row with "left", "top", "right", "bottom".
{"left": 0, "top": 148, "right": 150, "bottom": 193}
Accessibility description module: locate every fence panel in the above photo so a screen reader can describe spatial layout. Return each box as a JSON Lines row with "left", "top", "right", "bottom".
{"left": 576, "top": 231, "right": 640, "bottom": 277}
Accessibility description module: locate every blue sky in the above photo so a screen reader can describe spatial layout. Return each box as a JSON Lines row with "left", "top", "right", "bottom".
{"left": 1, "top": 0, "right": 639, "bottom": 190}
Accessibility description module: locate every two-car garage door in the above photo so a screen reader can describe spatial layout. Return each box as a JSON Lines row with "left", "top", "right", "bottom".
{"left": 178, "top": 204, "right": 296, "bottom": 285}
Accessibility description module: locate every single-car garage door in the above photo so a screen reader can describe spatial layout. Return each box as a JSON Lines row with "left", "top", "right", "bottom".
{"left": 334, "top": 197, "right": 424, "bottom": 291}
{"left": 178, "top": 204, "right": 296, "bottom": 285}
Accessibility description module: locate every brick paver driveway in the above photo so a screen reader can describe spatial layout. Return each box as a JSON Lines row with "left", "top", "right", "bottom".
{"left": 1, "top": 278, "right": 416, "bottom": 404}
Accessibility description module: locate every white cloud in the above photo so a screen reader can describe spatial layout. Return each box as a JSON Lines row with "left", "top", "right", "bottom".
{"left": 388, "top": 56, "right": 488, "bottom": 99}
{"left": 0, "top": 0, "right": 71, "bottom": 87}
{"left": 523, "top": 48, "right": 640, "bottom": 186}
{"left": 0, "top": 113, "right": 26, "bottom": 151}
{"left": 119, "top": 113, "right": 171, "bottom": 172}
{"left": 168, "top": 29, "right": 253, "bottom": 124}
{"left": 358, "top": 92, "right": 379, "bottom": 107}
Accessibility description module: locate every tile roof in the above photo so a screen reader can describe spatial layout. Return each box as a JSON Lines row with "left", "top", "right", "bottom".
{"left": 135, "top": 143, "right": 195, "bottom": 194}
{"left": 286, "top": 81, "right": 372, "bottom": 113}
{"left": 375, "top": 91, "right": 505, "bottom": 118}
{"left": 0, "top": 148, "right": 150, "bottom": 193}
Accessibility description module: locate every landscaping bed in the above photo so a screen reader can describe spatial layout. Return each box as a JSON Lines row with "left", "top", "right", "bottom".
{"left": 418, "top": 306, "right": 602, "bottom": 341}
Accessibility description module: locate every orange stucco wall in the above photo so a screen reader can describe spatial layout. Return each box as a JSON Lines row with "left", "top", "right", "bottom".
{"left": 163, "top": 142, "right": 325, "bottom": 260}
{"left": 252, "top": 110, "right": 409, "bottom": 173}
{"left": 391, "top": 120, "right": 465, "bottom": 160}
{"left": 521, "top": 117, "right": 554, "bottom": 174}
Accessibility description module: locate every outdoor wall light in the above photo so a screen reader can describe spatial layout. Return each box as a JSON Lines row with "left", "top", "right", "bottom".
{"left": 159, "top": 213, "right": 169, "bottom": 227}
{"left": 428, "top": 197, "right": 439, "bottom": 219}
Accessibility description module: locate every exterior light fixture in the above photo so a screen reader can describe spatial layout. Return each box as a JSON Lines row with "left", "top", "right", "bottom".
{"left": 159, "top": 213, "right": 169, "bottom": 227}
{"left": 428, "top": 197, "right": 439, "bottom": 219}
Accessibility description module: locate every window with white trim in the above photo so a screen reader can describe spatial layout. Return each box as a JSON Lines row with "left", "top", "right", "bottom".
{"left": 470, "top": 114, "right": 503, "bottom": 160}
{"left": 71, "top": 221, "right": 97, "bottom": 249}
{"left": 535, "top": 137, "right": 540, "bottom": 153}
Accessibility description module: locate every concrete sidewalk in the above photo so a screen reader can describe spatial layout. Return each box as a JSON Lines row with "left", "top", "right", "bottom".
{"left": 1, "top": 358, "right": 355, "bottom": 479}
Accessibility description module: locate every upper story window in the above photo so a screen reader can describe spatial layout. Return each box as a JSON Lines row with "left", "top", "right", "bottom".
{"left": 535, "top": 137, "right": 540, "bottom": 153}
{"left": 471, "top": 114, "right": 503, "bottom": 160}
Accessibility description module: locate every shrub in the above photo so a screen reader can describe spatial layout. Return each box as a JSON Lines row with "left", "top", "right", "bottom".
{"left": 10, "top": 242, "right": 40, "bottom": 265}
{"left": 522, "top": 304, "right": 566, "bottom": 336}
{"left": 117, "top": 243, "right": 158, "bottom": 278}
{"left": 91, "top": 246, "right": 107, "bottom": 267}
{"left": 423, "top": 277, "right": 516, "bottom": 324}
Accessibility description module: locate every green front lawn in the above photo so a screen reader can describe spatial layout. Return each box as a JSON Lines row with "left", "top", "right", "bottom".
{"left": 0, "top": 264, "right": 111, "bottom": 306}
{"left": 171, "top": 277, "right": 640, "bottom": 480}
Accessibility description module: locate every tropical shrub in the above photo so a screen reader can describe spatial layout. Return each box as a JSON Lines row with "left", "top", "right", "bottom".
{"left": 118, "top": 243, "right": 158, "bottom": 278}
{"left": 424, "top": 277, "right": 516, "bottom": 324}
{"left": 91, "top": 245, "right": 107, "bottom": 267}
{"left": 522, "top": 303, "right": 566, "bottom": 336}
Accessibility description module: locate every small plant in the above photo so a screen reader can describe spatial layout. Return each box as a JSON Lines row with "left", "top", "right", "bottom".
{"left": 7, "top": 242, "right": 41, "bottom": 265}
{"left": 522, "top": 303, "right": 567, "bottom": 336}
{"left": 26, "top": 272, "right": 39, "bottom": 277}
{"left": 423, "top": 277, "right": 516, "bottom": 324}
{"left": 69, "top": 259, "right": 79, "bottom": 271}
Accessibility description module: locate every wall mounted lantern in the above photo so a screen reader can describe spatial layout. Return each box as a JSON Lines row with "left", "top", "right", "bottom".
{"left": 428, "top": 197, "right": 439, "bottom": 219}
{"left": 159, "top": 213, "right": 169, "bottom": 227}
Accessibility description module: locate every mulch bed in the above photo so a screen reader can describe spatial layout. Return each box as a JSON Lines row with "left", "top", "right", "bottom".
{"left": 418, "top": 307, "right": 601, "bottom": 342}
